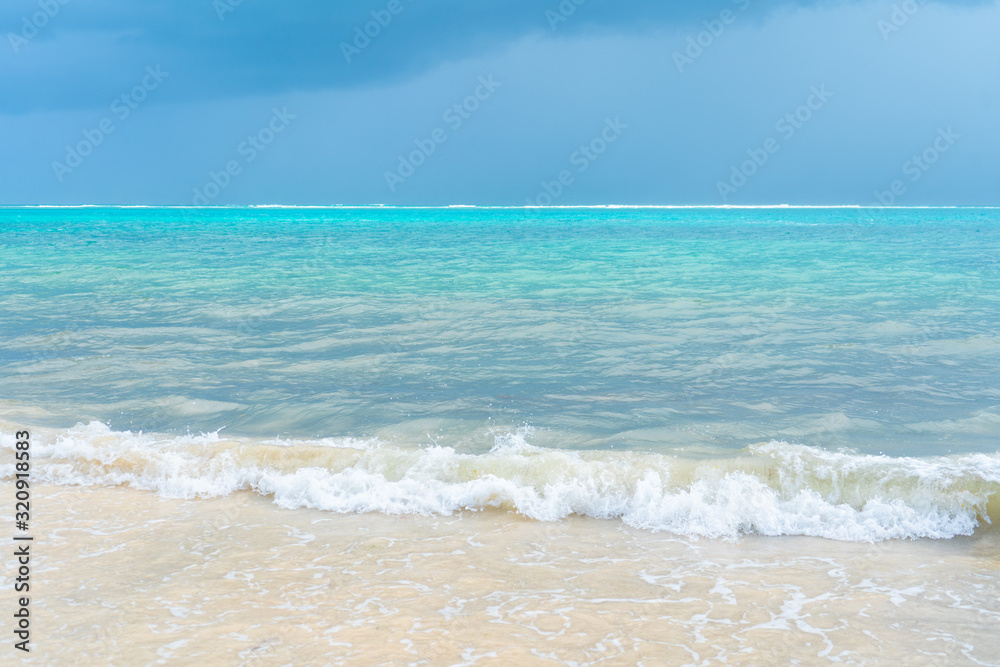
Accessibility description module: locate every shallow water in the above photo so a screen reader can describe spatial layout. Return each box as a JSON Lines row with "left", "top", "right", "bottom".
{"left": 2, "top": 207, "right": 998, "bottom": 540}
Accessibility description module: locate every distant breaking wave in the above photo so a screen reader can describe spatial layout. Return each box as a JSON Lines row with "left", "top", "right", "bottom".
{"left": 3, "top": 422, "right": 998, "bottom": 542}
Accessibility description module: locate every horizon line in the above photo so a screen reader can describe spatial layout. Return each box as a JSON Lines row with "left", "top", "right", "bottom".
{"left": 3, "top": 204, "right": 1000, "bottom": 211}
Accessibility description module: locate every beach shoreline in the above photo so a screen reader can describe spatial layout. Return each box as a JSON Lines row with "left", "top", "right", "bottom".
{"left": 9, "top": 483, "right": 999, "bottom": 665}
{"left": 3, "top": 207, "right": 999, "bottom": 664}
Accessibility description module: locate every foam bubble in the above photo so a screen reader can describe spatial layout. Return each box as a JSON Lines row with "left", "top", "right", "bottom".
{"left": 2, "top": 422, "right": 997, "bottom": 541}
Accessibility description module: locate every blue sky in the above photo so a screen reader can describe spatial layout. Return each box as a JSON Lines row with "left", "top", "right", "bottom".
{"left": 1, "top": 0, "right": 997, "bottom": 205}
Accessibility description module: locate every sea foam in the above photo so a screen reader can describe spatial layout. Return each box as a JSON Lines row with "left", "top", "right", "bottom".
{"left": 2, "top": 421, "right": 997, "bottom": 541}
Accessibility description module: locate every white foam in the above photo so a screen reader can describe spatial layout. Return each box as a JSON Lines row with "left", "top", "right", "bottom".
{"left": 2, "top": 423, "right": 997, "bottom": 541}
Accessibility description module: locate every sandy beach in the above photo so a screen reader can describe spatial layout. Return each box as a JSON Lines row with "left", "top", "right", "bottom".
{"left": 10, "top": 483, "right": 998, "bottom": 666}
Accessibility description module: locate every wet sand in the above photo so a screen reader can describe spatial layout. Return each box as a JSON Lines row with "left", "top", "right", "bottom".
{"left": 8, "top": 484, "right": 1000, "bottom": 666}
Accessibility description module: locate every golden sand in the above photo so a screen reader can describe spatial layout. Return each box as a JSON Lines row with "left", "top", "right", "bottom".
{"left": 7, "top": 484, "right": 999, "bottom": 666}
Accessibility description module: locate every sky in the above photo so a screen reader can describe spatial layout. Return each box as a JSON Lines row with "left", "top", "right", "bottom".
{"left": 1, "top": 0, "right": 998, "bottom": 206}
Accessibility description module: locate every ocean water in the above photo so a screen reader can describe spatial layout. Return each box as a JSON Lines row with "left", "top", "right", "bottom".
{"left": 1, "top": 206, "right": 999, "bottom": 541}
{"left": 4, "top": 207, "right": 1000, "bottom": 664}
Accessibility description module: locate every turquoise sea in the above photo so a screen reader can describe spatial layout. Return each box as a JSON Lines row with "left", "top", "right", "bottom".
{"left": 2, "top": 206, "right": 999, "bottom": 540}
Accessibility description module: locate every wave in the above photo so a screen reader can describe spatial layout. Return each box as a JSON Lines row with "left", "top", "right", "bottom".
{"left": 3, "top": 422, "right": 998, "bottom": 541}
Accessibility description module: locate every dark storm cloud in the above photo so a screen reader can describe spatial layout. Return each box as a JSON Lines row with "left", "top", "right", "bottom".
{"left": 0, "top": 0, "right": 870, "bottom": 112}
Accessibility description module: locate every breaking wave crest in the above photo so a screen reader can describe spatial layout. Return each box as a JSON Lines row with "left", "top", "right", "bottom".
{"left": 3, "top": 422, "right": 998, "bottom": 541}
